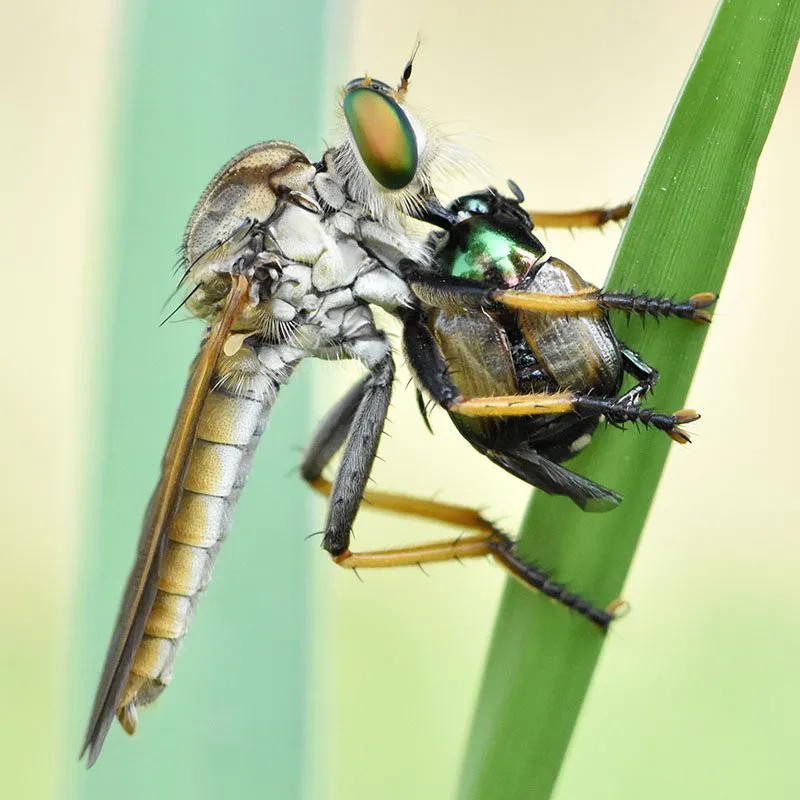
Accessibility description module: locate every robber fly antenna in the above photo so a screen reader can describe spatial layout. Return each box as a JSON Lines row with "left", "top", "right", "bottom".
{"left": 397, "top": 38, "right": 421, "bottom": 99}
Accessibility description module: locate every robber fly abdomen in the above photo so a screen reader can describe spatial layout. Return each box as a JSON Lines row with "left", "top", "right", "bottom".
{"left": 114, "top": 360, "right": 284, "bottom": 733}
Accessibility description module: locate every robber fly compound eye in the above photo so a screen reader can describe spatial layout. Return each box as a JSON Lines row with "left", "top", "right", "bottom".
{"left": 343, "top": 83, "right": 419, "bottom": 190}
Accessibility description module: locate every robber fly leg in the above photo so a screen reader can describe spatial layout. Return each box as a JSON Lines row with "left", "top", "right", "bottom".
{"left": 572, "top": 396, "right": 698, "bottom": 444}
{"left": 336, "top": 528, "right": 615, "bottom": 631}
{"left": 301, "top": 377, "right": 368, "bottom": 486}
{"left": 453, "top": 393, "right": 698, "bottom": 444}
{"left": 302, "top": 339, "right": 394, "bottom": 558}
{"left": 303, "top": 323, "right": 614, "bottom": 629}
{"left": 308, "top": 474, "right": 615, "bottom": 631}
{"left": 301, "top": 361, "right": 492, "bottom": 534}
{"left": 450, "top": 392, "right": 699, "bottom": 444}
{"left": 488, "top": 532, "right": 616, "bottom": 630}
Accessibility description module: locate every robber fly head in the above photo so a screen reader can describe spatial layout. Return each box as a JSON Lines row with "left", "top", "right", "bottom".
{"left": 336, "top": 47, "right": 461, "bottom": 222}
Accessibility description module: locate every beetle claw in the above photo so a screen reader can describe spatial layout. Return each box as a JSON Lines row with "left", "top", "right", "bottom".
{"left": 668, "top": 426, "right": 692, "bottom": 445}
{"left": 673, "top": 408, "right": 700, "bottom": 425}
{"left": 690, "top": 292, "right": 716, "bottom": 308}
{"left": 606, "top": 597, "right": 631, "bottom": 620}
{"left": 689, "top": 292, "right": 716, "bottom": 323}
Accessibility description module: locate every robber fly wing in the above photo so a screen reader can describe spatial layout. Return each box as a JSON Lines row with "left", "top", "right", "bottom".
{"left": 80, "top": 275, "right": 250, "bottom": 766}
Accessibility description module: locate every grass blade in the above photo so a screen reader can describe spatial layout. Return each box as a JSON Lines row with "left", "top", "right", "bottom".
{"left": 458, "top": 2, "right": 800, "bottom": 798}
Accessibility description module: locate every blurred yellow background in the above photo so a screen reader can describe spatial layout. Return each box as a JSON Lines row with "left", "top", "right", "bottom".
{"left": 2, "top": 0, "right": 798, "bottom": 798}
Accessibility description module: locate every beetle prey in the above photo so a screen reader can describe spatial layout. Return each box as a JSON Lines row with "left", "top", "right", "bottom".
{"left": 402, "top": 183, "right": 714, "bottom": 512}
{"left": 82, "top": 57, "right": 714, "bottom": 765}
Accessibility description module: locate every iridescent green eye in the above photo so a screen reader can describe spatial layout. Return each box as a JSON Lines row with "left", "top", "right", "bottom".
{"left": 343, "top": 87, "right": 418, "bottom": 190}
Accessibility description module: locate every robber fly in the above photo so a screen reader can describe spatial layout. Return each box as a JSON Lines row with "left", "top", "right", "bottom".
{"left": 81, "top": 54, "right": 715, "bottom": 766}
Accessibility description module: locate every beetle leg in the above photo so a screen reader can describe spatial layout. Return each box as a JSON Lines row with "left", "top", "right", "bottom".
{"left": 406, "top": 274, "right": 714, "bottom": 321}
{"left": 617, "top": 344, "right": 659, "bottom": 406}
{"left": 598, "top": 290, "right": 716, "bottom": 323}
{"left": 480, "top": 443, "right": 622, "bottom": 512}
{"left": 403, "top": 269, "right": 604, "bottom": 315}
{"left": 402, "top": 269, "right": 716, "bottom": 323}
{"left": 528, "top": 202, "right": 631, "bottom": 230}
{"left": 453, "top": 394, "right": 698, "bottom": 444}
{"left": 401, "top": 311, "right": 696, "bottom": 443}
{"left": 496, "top": 288, "right": 716, "bottom": 322}
{"left": 401, "top": 309, "right": 463, "bottom": 406}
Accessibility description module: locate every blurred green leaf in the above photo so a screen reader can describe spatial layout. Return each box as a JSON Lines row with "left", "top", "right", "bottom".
{"left": 72, "top": 1, "right": 324, "bottom": 796}
{"left": 459, "top": 1, "right": 800, "bottom": 798}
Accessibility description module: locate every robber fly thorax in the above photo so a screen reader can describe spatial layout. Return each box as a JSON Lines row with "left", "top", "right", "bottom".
{"left": 82, "top": 53, "right": 715, "bottom": 766}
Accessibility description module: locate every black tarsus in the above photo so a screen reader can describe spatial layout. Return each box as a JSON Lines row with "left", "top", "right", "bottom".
{"left": 573, "top": 395, "right": 693, "bottom": 436}
{"left": 601, "top": 291, "right": 714, "bottom": 320}
{"left": 488, "top": 533, "right": 614, "bottom": 631}
{"left": 506, "top": 178, "right": 525, "bottom": 204}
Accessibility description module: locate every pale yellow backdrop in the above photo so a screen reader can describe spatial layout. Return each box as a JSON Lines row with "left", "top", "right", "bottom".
{"left": 0, "top": 2, "right": 122, "bottom": 795}
{"left": 2, "top": 1, "right": 798, "bottom": 798}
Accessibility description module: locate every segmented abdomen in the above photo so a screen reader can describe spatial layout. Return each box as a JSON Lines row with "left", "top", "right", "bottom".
{"left": 116, "top": 378, "right": 275, "bottom": 732}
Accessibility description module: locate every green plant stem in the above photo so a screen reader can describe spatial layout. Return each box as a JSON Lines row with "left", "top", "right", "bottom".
{"left": 458, "top": 2, "right": 800, "bottom": 798}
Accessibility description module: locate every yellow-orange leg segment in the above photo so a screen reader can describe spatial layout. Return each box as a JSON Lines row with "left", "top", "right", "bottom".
{"left": 452, "top": 393, "right": 577, "bottom": 417}
{"left": 495, "top": 287, "right": 603, "bottom": 315}
{"left": 528, "top": 202, "right": 632, "bottom": 230}
{"left": 308, "top": 477, "right": 617, "bottom": 630}
{"left": 309, "top": 477, "right": 493, "bottom": 532}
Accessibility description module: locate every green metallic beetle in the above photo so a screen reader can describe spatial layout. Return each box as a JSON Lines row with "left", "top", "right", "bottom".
{"left": 397, "top": 184, "right": 715, "bottom": 512}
